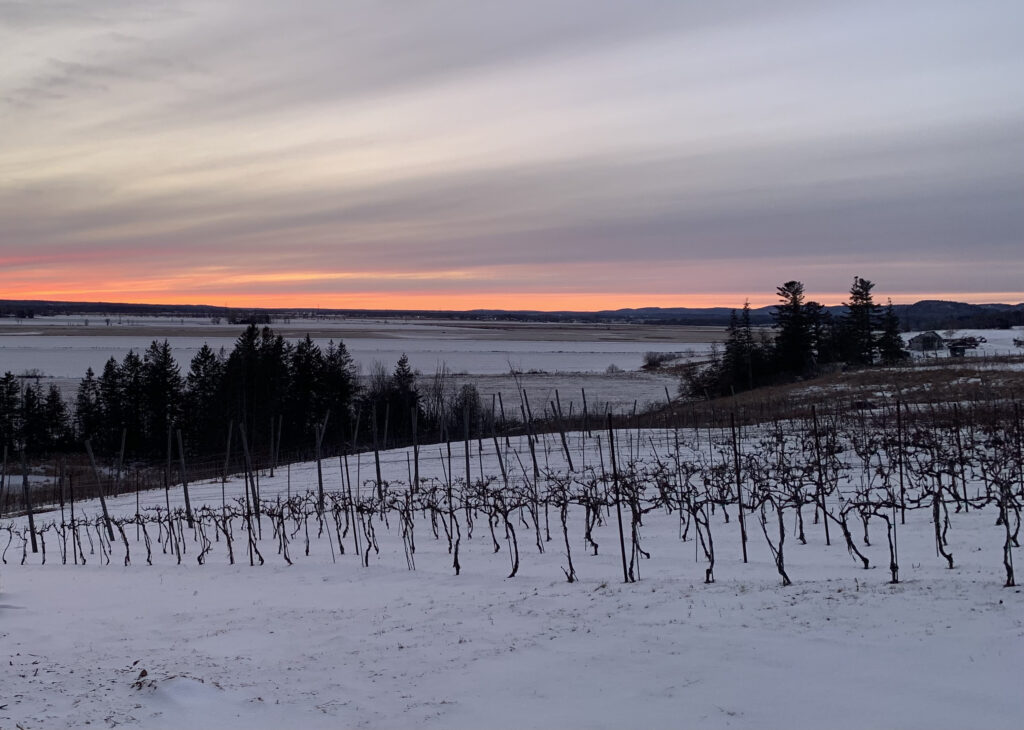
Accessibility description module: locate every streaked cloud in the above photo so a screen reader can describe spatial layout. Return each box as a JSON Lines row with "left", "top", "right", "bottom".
{"left": 1, "top": 0, "right": 1022, "bottom": 308}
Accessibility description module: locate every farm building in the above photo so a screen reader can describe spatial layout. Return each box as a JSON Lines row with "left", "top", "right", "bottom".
{"left": 907, "top": 331, "right": 944, "bottom": 351}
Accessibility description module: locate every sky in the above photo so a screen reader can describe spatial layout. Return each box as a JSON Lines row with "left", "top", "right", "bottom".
{"left": 2, "top": 0, "right": 1023, "bottom": 311}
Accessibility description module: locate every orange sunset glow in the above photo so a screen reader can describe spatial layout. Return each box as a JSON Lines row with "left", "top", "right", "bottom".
{"left": 3, "top": 2, "right": 1023, "bottom": 311}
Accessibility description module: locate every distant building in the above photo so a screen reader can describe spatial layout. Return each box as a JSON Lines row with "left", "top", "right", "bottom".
{"left": 946, "top": 338, "right": 980, "bottom": 357}
{"left": 908, "top": 331, "right": 944, "bottom": 351}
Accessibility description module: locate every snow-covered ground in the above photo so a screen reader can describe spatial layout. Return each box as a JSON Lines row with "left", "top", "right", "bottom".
{"left": 2, "top": 430, "right": 1022, "bottom": 729}
{"left": 906, "top": 328, "right": 1024, "bottom": 359}
{"left": 0, "top": 333, "right": 711, "bottom": 379}
{"left": 0, "top": 317, "right": 720, "bottom": 379}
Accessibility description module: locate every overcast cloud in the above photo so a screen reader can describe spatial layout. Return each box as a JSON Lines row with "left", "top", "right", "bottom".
{"left": 2, "top": 0, "right": 1023, "bottom": 307}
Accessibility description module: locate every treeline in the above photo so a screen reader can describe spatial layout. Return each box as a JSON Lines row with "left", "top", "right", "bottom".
{"left": 0, "top": 324, "right": 486, "bottom": 461}
{"left": 687, "top": 277, "right": 908, "bottom": 398}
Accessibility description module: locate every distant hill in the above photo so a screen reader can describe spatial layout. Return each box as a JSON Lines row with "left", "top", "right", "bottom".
{"left": 896, "top": 300, "right": 1024, "bottom": 331}
{"left": 1, "top": 298, "right": 1022, "bottom": 331}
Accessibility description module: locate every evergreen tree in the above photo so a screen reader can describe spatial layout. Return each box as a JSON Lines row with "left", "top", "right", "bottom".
{"left": 97, "top": 357, "right": 123, "bottom": 449}
{"left": 722, "top": 302, "right": 760, "bottom": 392}
{"left": 842, "top": 276, "right": 881, "bottom": 366}
{"left": 772, "top": 281, "right": 813, "bottom": 375}
{"left": 119, "top": 350, "right": 146, "bottom": 454}
{"left": 224, "top": 324, "right": 261, "bottom": 429}
{"left": 184, "top": 344, "right": 226, "bottom": 448}
{"left": 225, "top": 325, "right": 291, "bottom": 451}
{"left": 257, "top": 327, "right": 291, "bottom": 426}
{"left": 389, "top": 353, "right": 420, "bottom": 441}
{"left": 288, "top": 335, "right": 326, "bottom": 437}
{"left": 0, "top": 372, "right": 20, "bottom": 454}
{"left": 806, "top": 301, "right": 840, "bottom": 366}
{"left": 142, "top": 340, "right": 184, "bottom": 455}
{"left": 42, "top": 384, "right": 71, "bottom": 450}
{"left": 693, "top": 302, "right": 774, "bottom": 397}
{"left": 878, "top": 299, "right": 910, "bottom": 365}
{"left": 75, "top": 367, "right": 103, "bottom": 441}
{"left": 321, "top": 339, "right": 358, "bottom": 434}
{"left": 19, "top": 381, "right": 47, "bottom": 453}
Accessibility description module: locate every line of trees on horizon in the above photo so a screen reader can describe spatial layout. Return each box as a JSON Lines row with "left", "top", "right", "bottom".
{"left": 0, "top": 324, "right": 488, "bottom": 462}
{"left": 685, "top": 276, "right": 909, "bottom": 398}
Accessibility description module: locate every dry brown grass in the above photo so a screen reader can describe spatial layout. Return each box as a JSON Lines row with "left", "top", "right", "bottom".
{"left": 657, "top": 354, "right": 1024, "bottom": 429}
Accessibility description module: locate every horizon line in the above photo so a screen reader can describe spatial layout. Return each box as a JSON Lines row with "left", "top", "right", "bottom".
{"left": 3, "top": 291, "right": 1023, "bottom": 315}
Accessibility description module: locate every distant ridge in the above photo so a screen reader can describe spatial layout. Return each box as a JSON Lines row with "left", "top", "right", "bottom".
{"left": 1, "top": 298, "right": 1022, "bottom": 331}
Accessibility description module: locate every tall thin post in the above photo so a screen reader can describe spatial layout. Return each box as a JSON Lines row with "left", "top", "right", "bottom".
{"left": 552, "top": 395, "right": 574, "bottom": 471}
{"left": 268, "top": 416, "right": 276, "bottom": 478}
{"left": 372, "top": 407, "right": 383, "bottom": 502}
{"left": 114, "top": 429, "right": 126, "bottom": 497}
{"left": 812, "top": 405, "right": 832, "bottom": 543}
{"left": 607, "top": 414, "right": 630, "bottom": 583}
{"left": 176, "top": 429, "right": 194, "bottom": 527}
{"left": 464, "top": 402, "right": 472, "bottom": 488}
{"left": 84, "top": 439, "right": 115, "bottom": 542}
{"left": 222, "top": 421, "right": 234, "bottom": 518}
{"left": 497, "top": 391, "right": 509, "bottom": 447}
{"left": 21, "top": 448, "right": 38, "bottom": 553}
{"left": 730, "top": 412, "right": 748, "bottom": 563}
{"left": 0, "top": 444, "right": 7, "bottom": 518}
{"left": 411, "top": 407, "right": 420, "bottom": 494}
{"left": 315, "top": 410, "right": 330, "bottom": 513}
{"left": 238, "top": 424, "right": 262, "bottom": 538}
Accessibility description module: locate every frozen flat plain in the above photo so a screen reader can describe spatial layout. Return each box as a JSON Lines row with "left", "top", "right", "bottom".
{"left": 0, "top": 316, "right": 713, "bottom": 415}
{"left": 0, "top": 317, "right": 721, "bottom": 378}
{"left": 2, "top": 431, "right": 1022, "bottom": 730}
{"left": 906, "top": 328, "right": 1024, "bottom": 359}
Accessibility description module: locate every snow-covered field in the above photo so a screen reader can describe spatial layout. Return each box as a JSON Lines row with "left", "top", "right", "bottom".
{"left": 3, "top": 430, "right": 1022, "bottom": 729}
{"left": 0, "top": 317, "right": 720, "bottom": 378}
{"left": 0, "top": 332, "right": 711, "bottom": 379}
{"left": 906, "top": 328, "right": 1024, "bottom": 359}
{"left": 0, "top": 316, "right": 712, "bottom": 424}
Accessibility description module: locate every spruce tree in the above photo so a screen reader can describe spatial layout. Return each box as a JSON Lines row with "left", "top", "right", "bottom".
{"left": 142, "top": 340, "right": 184, "bottom": 455}
{"left": 878, "top": 299, "right": 909, "bottom": 365}
{"left": 842, "top": 276, "right": 881, "bottom": 366}
{"left": 75, "top": 367, "right": 102, "bottom": 441}
{"left": 321, "top": 339, "right": 358, "bottom": 431}
{"left": 773, "top": 281, "right": 813, "bottom": 375}
{"left": 288, "top": 335, "right": 326, "bottom": 437}
{"left": 389, "top": 353, "right": 420, "bottom": 440}
{"left": 42, "top": 385, "right": 71, "bottom": 450}
{"left": 19, "top": 381, "right": 47, "bottom": 454}
{"left": 184, "top": 344, "right": 226, "bottom": 448}
{"left": 805, "top": 301, "right": 840, "bottom": 366}
{"left": 0, "top": 372, "right": 20, "bottom": 454}
{"left": 119, "top": 350, "right": 146, "bottom": 454}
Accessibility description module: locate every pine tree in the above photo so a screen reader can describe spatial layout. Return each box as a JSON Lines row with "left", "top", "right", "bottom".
{"left": 142, "top": 340, "right": 184, "bottom": 455}
{"left": 723, "top": 302, "right": 757, "bottom": 392}
{"left": 184, "top": 344, "right": 226, "bottom": 448}
{"left": 805, "top": 301, "right": 840, "bottom": 366}
{"left": 119, "top": 350, "right": 146, "bottom": 454}
{"left": 772, "top": 281, "right": 813, "bottom": 375}
{"left": 842, "top": 276, "right": 881, "bottom": 366}
{"left": 75, "top": 367, "right": 103, "bottom": 440}
{"left": 224, "top": 324, "right": 261, "bottom": 428}
{"left": 288, "top": 335, "right": 326, "bottom": 436}
{"left": 321, "top": 339, "right": 358, "bottom": 431}
{"left": 388, "top": 353, "right": 420, "bottom": 440}
{"left": 0, "top": 372, "right": 20, "bottom": 454}
{"left": 19, "top": 380, "right": 47, "bottom": 453}
{"left": 42, "top": 385, "right": 71, "bottom": 450}
{"left": 877, "top": 300, "right": 909, "bottom": 365}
